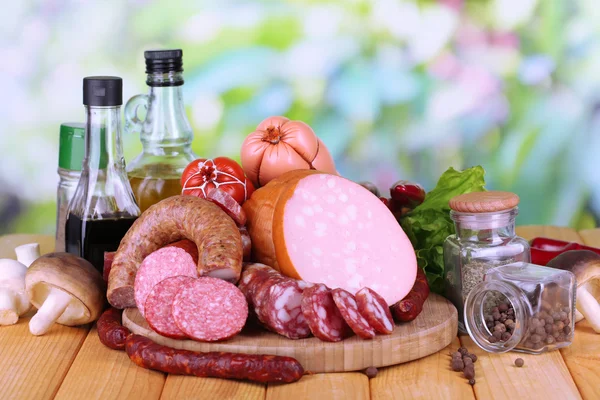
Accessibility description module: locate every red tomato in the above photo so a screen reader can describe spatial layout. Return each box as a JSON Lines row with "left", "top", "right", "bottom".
{"left": 180, "top": 157, "right": 255, "bottom": 205}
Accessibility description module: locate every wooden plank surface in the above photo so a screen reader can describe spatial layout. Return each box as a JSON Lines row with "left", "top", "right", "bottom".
{"left": 162, "top": 376, "right": 265, "bottom": 400}
{"left": 370, "top": 337, "right": 475, "bottom": 400}
{"left": 266, "top": 373, "right": 369, "bottom": 400}
{"left": 54, "top": 326, "right": 165, "bottom": 400}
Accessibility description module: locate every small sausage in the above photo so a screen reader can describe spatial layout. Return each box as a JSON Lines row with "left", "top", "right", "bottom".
{"left": 108, "top": 196, "right": 243, "bottom": 309}
{"left": 97, "top": 307, "right": 131, "bottom": 350}
{"left": 103, "top": 251, "right": 116, "bottom": 283}
{"left": 125, "top": 334, "right": 304, "bottom": 383}
{"left": 390, "top": 268, "right": 430, "bottom": 322}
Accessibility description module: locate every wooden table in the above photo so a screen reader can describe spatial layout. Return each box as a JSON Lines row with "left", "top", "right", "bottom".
{"left": 0, "top": 227, "right": 598, "bottom": 400}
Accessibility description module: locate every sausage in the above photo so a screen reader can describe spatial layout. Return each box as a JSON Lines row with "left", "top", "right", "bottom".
{"left": 301, "top": 284, "right": 351, "bottom": 342}
{"left": 239, "top": 226, "right": 252, "bottom": 262}
{"left": 331, "top": 288, "right": 375, "bottom": 339}
{"left": 97, "top": 307, "right": 131, "bottom": 350}
{"left": 390, "top": 268, "right": 430, "bottom": 322}
{"left": 107, "top": 196, "right": 243, "bottom": 309}
{"left": 355, "top": 287, "right": 394, "bottom": 334}
{"left": 125, "top": 334, "right": 304, "bottom": 383}
{"left": 166, "top": 239, "right": 199, "bottom": 264}
{"left": 207, "top": 188, "right": 247, "bottom": 226}
{"left": 103, "top": 251, "right": 116, "bottom": 283}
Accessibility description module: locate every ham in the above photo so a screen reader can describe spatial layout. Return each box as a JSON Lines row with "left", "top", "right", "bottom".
{"left": 243, "top": 170, "right": 417, "bottom": 306}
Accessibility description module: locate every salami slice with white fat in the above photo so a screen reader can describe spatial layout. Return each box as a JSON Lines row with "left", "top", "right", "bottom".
{"left": 134, "top": 246, "right": 198, "bottom": 317}
{"left": 238, "top": 263, "right": 311, "bottom": 339}
{"left": 207, "top": 188, "right": 247, "bottom": 226}
{"left": 144, "top": 276, "right": 195, "bottom": 339}
{"left": 331, "top": 288, "right": 375, "bottom": 339}
{"left": 301, "top": 284, "right": 351, "bottom": 342}
{"left": 355, "top": 287, "right": 394, "bottom": 334}
{"left": 172, "top": 277, "right": 248, "bottom": 342}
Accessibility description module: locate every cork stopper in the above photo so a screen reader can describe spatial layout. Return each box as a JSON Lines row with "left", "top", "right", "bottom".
{"left": 449, "top": 191, "right": 519, "bottom": 213}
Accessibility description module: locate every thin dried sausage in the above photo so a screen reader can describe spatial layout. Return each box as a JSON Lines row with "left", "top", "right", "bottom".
{"left": 108, "top": 196, "right": 243, "bottom": 309}
{"left": 97, "top": 307, "right": 131, "bottom": 350}
{"left": 390, "top": 268, "right": 430, "bottom": 322}
{"left": 126, "top": 334, "right": 304, "bottom": 383}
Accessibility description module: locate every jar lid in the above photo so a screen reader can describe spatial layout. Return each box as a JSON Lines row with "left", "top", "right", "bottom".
{"left": 449, "top": 191, "right": 519, "bottom": 213}
{"left": 58, "top": 123, "right": 85, "bottom": 171}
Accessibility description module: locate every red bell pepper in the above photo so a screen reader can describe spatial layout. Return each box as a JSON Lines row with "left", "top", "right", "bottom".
{"left": 530, "top": 237, "right": 600, "bottom": 266}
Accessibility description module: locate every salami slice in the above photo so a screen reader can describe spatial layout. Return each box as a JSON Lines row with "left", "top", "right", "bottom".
{"left": 134, "top": 247, "right": 198, "bottom": 317}
{"left": 207, "top": 188, "right": 247, "bottom": 226}
{"left": 166, "top": 240, "right": 199, "bottom": 264}
{"left": 331, "top": 288, "right": 375, "bottom": 339}
{"left": 144, "top": 276, "right": 195, "bottom": 339}
{"left": 301, "top": 284, "right": 351, "bottom": 342}
{"left": 239, "top": 227, "right": 252, "bottom": 262}
{"left": 238, "top": 263, "right": 310, "bottom": 339}
{"left": 172, "top": 277, "right": 248, "bottom": 342}
{"left": 355, "top": 287, "right": 394, "bottom": 334}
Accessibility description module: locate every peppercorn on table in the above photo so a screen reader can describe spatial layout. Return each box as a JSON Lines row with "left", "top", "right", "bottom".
{"left": 0, "top": 227, "right": 599, "bottom": 400}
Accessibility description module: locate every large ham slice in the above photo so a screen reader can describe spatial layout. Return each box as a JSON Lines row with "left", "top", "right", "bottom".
{"left": 243, "top": 170, "right": 417, "bottom": 306}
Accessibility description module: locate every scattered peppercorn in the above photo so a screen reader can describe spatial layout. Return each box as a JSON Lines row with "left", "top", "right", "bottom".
{"left": 464, "top": 366, "right": 475, "bottom": 380}
{"left": 452, "top": 351, "right": 462, "bottom": 359}
{"left": 468, "top": 354, "right": 477, "bottom": 363}
{"left": 364, "top": 366, "right": 378, "bottom": 378}
{"left": 469, "top": 378, "right": 476, "bottom": 386}
{"left": 451, "top": 358, "right": 465, "bottom": 372}
{"left": 515, "top": 358, "right": 524, "bottom": 367}
{"left": 458, "top": 347, "right": 469, "bottom": 356}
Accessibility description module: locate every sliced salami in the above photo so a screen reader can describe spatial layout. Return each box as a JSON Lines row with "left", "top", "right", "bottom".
{"left": 134, "top": 247, "right": 198, "bottom": 317}
{"left": 144, "top": 276, "right": 195, "bottom": 339}
{"left": 355, "top": 287, "right": 394, "bottom": 334}
{"left": 239, "top": 226, "right": 252, "bottom": 262}
{"left": 331, "top": 288, "right": 375, "bottom": 340}
{"left": 207, "top": 188, "right": 247, "bottom": 226}
{"left": 172, "top": 277, "right": 248, "bottom": 342}
{"left": 238, "top": 263, "right": 310, "bottom": 339}
{"left": 301, "top": 284, "right": 351, "bottom": 342}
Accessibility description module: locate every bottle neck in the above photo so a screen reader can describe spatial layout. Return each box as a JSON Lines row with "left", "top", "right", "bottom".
{"left": 84, "top": 106, "right": 126, "bottom": 171}
{"left": 464, "top": 280, "right": 529, "bottom": 353}
{"left": 452, "top": 208, "right": 517, "bottom": 243}
{"left": 141, "top": 72, "right": 193, "bottom": 153}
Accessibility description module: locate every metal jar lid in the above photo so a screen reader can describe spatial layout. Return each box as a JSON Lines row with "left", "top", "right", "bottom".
{"left": 58, "top": 123, "right": 85, "bottom": 171}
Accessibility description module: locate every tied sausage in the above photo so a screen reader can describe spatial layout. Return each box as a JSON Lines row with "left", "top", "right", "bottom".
{"left": 301, "top": 284, "right": 351, "bottom": 342}
{"left": 238, "top": 263, "right": 311, "bottom": 339}
{"left": 126, "top": 334, "right": 304, "bottom": 383}
{"left": 355, "top": 287, "right": 394, "bottom": 334}
{"left": 97, "top": 308, "right": 131, "bottom": 350}
{"left": 207, "top": 188, "right": 247, "bottom": 226}
{"left": 108, "top": 196, "right": 243, "bottom": 309}
{"left": 331, "top": 288, "right": 375, "bottom": 340}
{"left": 390, "top": 268, "right": 430, "bottom": 322}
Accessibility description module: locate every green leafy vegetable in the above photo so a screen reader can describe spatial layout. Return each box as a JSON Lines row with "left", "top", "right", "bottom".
{"left": 401, "top": 166, "right": 486, "bottom": 294}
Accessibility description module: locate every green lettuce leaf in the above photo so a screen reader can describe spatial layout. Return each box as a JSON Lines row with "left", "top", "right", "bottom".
{"left": 401, "top": 166, "right": 486, "bottom": 294}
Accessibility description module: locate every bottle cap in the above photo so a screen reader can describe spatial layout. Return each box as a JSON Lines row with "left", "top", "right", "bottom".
{"left": 449, "top": 191, "right": 520, "bottom": 213}
{"left": 144, "top": 49, "right": 183, "bottom": 74}
{"left": 83, "top": 76, "right": 123, "bottom": 107}
{"left": 58, "top": 123, "right": 86, "bottom": 171}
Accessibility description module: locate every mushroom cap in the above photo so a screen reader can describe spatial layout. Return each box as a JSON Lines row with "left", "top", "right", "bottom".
{"left": 0, "top": 259, "right": 31, "bottom": 315}
{"left": 25, "top": 253, "right": 106, "bottom": 325}
{"left": 547, "top": 250, "right": 600, "bottom": 286}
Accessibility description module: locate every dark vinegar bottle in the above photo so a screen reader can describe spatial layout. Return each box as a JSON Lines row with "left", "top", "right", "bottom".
{"left": 65, "top": 77, "right": 140, "bottom": 274}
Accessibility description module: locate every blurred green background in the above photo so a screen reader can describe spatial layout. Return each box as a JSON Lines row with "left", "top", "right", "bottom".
{"left": 1, "top": 0, "right": 599, "bottom": 235}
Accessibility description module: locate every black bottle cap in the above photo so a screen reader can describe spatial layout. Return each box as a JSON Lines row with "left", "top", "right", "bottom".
{"left": 83, "top": 77, "right": 123, "bottom": 107}
{"left": 145, "top": 49, "right": 183, "bottom": 74}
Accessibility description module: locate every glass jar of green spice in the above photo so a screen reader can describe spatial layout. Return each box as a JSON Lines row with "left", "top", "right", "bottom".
{"left": 443, "top": 191, "right": 531, "bottom": 332}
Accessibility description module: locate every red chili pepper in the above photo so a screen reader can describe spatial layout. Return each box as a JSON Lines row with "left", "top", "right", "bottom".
{"left": 389, "top": 180, "right": 426, "bottom": 209}
{"left": 530, "top": 237, "right": 600, "bottom": 266}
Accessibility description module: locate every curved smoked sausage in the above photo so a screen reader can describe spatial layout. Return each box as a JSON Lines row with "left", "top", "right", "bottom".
{"left": 390, "top": 268, "right": 430, "bottom": 322}
{"left": 97, "top": 308, "right": 131, "bottom": 350}
{"left": 107, "top": 196, "right": 243, "bottom": 309}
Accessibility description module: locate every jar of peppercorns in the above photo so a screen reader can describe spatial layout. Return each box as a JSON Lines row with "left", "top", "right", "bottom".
{"left": 443, "top": 191, "right": 530, "bottom": 332}
{"left": 464, "top": 262, "right": 576, "bottom": 354}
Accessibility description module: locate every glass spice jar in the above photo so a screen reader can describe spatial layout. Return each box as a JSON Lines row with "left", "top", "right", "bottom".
{"left": 464, "top": 262, "right": 576, "bottom": 354}
{"left": 443, "top": 191, "right": 530, "bottom": 332}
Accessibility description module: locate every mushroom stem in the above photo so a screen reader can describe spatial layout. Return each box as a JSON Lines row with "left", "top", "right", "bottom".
{"left": 577, "top": 287, "right": 600, "bottom": 333}
{"left": 0, "top": 288, "right": 18, "bottom": 325}
{"left": 29, "top": 287, "right": 72, "bottom": 336}
{"left": 15, "top": 243, "right": 41, "bottom": 268}
{"left": 575, "top": 309, "right": 584, "bottom": 323}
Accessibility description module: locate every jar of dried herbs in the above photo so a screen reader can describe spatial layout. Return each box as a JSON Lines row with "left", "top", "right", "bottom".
{"left": 443, "top": 191, "right": 530, "bottom": 332}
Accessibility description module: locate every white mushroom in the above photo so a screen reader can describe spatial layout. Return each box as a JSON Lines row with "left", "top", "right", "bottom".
{"left": 0, "top": 259, "right": 31, "bottom": 325}
{"left": 25, "top": 253, "right": 105, "bottom": 336}
{"left": 15, "top": 243, "right": 41, "bottom": 267}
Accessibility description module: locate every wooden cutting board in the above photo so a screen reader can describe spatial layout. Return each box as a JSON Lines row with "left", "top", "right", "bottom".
{"left": 123, "top": 293, "right": 457, "bottom": 373}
